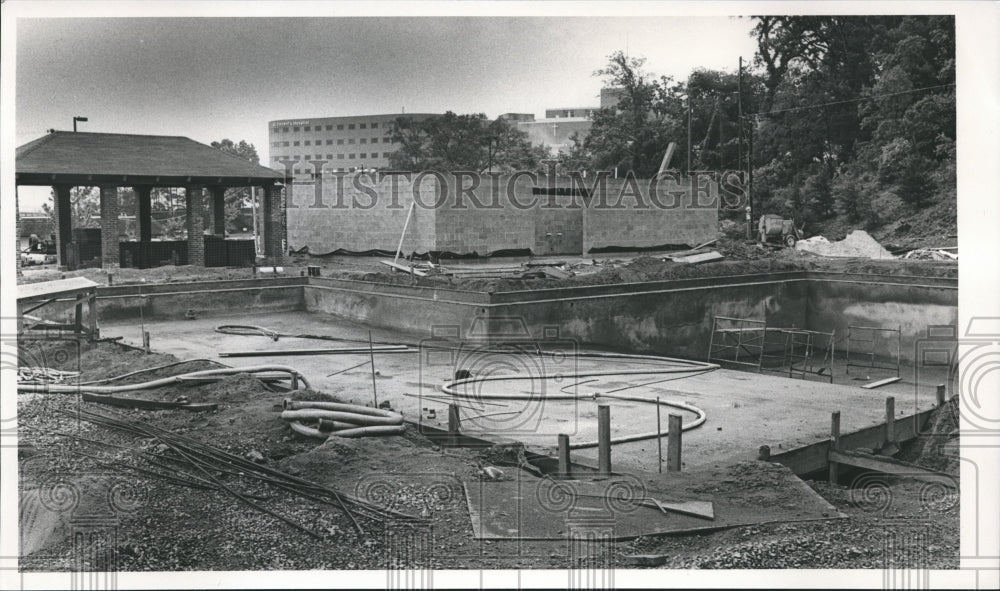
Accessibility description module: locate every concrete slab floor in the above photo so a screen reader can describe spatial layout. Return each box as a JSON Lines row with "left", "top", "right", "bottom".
{"left": 100, "top": 310, "right": 947, "bottom": 473}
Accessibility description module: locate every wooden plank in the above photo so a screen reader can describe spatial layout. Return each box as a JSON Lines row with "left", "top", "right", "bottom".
{"left": 769, "top": 407, "right": 935, "bottom": 476}
{"left": 540, "top": 266, "right": 571, "bottom": 279}
{"left": 670, "top": 251, "right": 724, "bottom": 265}
{"left": 639, "top": 499, "right": 715, "bottom": 520}
{"left": 828, "top": 450, "right": 957, "bottom": 486}
{"left": 861, "top": 376, "right": 902, "bottom": 389}
{"left": 17, "top": 277, "right": 99, "bottom": 302}
{"left": 379, "top": 260, "right": 427, "bottom": 276}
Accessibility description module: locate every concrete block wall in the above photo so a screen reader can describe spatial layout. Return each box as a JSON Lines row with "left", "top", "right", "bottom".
{"left": 582, "top": 177, "right": 719, "bottom": 252}
{"left": 285, "top": 172, "right": 719, "bottom": 256}
{"left": 287, "top": 174, "right": 437, "bottom": 255}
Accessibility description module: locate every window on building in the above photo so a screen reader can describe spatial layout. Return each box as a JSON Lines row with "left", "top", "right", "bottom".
{"left": 293, "top": 155, "right": 300, "bottom": 160}
{"left": 326, "top": 154, "right": 333, "bottom": 159}
{"left": 360, "top": 138, "right": 367, "bottom": 144}
{"left": 281, "top": 127, "right": 289, "bottom": 133}
{"left": 283, "top": 141, "right": 290, "bottom": 147}
{"left": 315, "top": 154, "right": 322, "bottom": 159}
{"left": 294, "top": 168, "right": 300, "bottom": 174}
{"left": 337, "top": 124, "right": 344, "bottom": 130}
{"left": 304, "top": 140, "right": 311, "bottom": 146}
{"left": 326, "top": 139, "right": 333, "bottom": 145}
{"left": 360, "top": 123, "right": 367, "bottom": 129}
{"left": 349, "top": 153, "right": 356, "bottom": 159}
{"left": 371, "top": 122, "right": 379, "bottom": 129}
{"left": 371, "top": 138, "right": 379, "bottom": 144}
{"left": 360, "top": 153, "right": 367, "bottom": 159}
{"left": 337, "top": 139, "right": 344, "bottom": 145}
{"left": 348, "top": 138, "right": 355, "bottom": 144}
{"left": 326, "top": 125, "right": 333, "bottom": 130}
{"left": 293, "top": 141, "right": 300, "bottom": 146}
{"left": 348, "top": 124, "right": 355, "bottom": 130}
{"left": 383, "top": 152, "right": 392, "bottom": 158}
{"left": 293, "top": 127, "right": 300, "bottom": 132}
{"left": 304, "top": 126, "right": 311, "bottom": 131}
{"left": 337, "top": 154, "right": 344, "bottom": 160}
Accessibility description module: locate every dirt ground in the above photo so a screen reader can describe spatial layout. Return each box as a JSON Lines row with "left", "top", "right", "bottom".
{"left": 17, "top": 339, "right": 959, "bottom": 571}
{"left": 18, "top": 235, "right": 956, "bottom": 293}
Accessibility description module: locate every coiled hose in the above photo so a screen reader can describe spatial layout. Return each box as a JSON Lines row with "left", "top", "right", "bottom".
{"left": 440, "top": 353, "right": 717, "bottom": 449}
{"left": 280, "top": 398, "right": 405, "bottom": 439}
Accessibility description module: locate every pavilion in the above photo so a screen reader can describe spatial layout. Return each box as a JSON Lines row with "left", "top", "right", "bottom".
{"left": 15, "top": 131, "right": 287, "bottom": 270}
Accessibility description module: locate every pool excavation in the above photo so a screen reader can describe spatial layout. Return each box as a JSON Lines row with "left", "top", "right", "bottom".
{"left": 16, "top": 266, "right": 959, "bottom": 567}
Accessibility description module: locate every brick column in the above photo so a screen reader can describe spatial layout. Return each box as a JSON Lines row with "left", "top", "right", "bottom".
{"left": 185, "top": 186, "right": 205, "bottom": 266}
{"left": 211, "top": 186, "right": 227, "bottom": 236}
{"left": 53, "top": 184, "right": 74, "bottom": 269}
{"left": 134, "top": 186, "right": 152, "bottom": 268}
{"left": 261, "top": 183, "right": 286, "bottom": 264}
{"left": 98, "top": 185, "right": 120, "bottom": 270}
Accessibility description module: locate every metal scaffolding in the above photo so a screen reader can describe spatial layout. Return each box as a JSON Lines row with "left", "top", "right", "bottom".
{"left": 707, "top": 316, "right": 766, "bottom": 371}
{"left": 846, "top": 325, "right": 901, "bottom": 377}
{"left": 708, "top": 315, "right": 834, "bottom": 382}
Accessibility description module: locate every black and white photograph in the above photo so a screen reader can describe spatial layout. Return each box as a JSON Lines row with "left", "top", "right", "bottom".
{"left": 1, "top": 1, "right": 997, "bottom": 589}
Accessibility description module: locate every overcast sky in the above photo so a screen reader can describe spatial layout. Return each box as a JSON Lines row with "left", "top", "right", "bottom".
{"left": 15, "top": 16, "right": 757, "bottom": 207}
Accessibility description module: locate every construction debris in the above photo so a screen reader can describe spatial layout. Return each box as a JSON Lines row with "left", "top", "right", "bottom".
{"left": 902, "top": 247, "right": 958, "bottom": 261}
{"left": 794, "top": 230, "right": 895, "bottom": 259}
{"left": 667, "top": 250, "right": 725, "bottom": 265}
{"left": 861, "top": 376, "right": 902, "bottom": 389}
{"left": 379, "top": 259, "right": 428, "bottom": 276}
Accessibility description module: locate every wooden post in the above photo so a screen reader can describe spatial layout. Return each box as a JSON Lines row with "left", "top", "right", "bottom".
{"left": 667, "top": 414, "right": 682, "bottom": 471}
{"left": 368, "top": 330, "right": 378, "bottom": 407}
{"left": 74, "top": 293, "right": 84, "bottom": 334}
{"left": 597, "top": 405, "right": 611, "bottom": 474}
{"left": 656, "top": 397, "right": 663, "bottom": 473}
{"left": 142, "top": 331, "right": 151, "bottom": 353}
{"left": 885, "top": 396, "right": 896, "bottom": 447}
{"left": 87, "top": 289, "right": 97, "bottom": 339}
{"left": 290, "top": 372, "right": 299, "bottom": 390}
{"left": 936, "top": 384, "right": 947, "bottom": 407}
{"left": 558, "top": 434, "right": 571, "bottom": 477}
{"left": 448, "top": 404, "right": 461, "bottom": 433}
{"left": 829, "top": 411, "right": 841, "bottom": 483}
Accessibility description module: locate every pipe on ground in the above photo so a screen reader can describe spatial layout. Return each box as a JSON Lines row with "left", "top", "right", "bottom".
{"left": 280, "top": 408, "right": 403, "bottom": 426}
{"left": 18, "top": 365, "right": 310, "bottom": 393}
{"left": 288, "top": 420, "right": 405, "bottom": 439}
{"left": 282, "top": 399, "right": 397, "bottom": 418}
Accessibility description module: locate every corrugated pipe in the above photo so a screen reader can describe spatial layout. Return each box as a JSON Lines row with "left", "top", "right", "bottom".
{"left": 290, "top": 421, "right": 405, "bottom": 439}
{"left": 281, "top": 399, "right": 405, "bottom": 439}
{"left": 18, "top": 365, "right": 310, "bottom": 394}
{"left": 280, "top": 408, "right": 402, "bottom": 426}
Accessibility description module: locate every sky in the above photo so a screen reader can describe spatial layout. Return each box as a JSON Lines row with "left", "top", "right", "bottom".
{"left": 15, "top": 15, "right": 757, "bottom": 208}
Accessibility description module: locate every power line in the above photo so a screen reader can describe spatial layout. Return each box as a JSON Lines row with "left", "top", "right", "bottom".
{"left": 750, "top": 82, "right": 955, "bottom": 117}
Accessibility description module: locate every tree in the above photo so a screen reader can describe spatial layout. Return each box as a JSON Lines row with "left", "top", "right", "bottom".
{"left": 211, "top": 139, "right": 261, "bottom": 233}
{"left": 42, "top": 186, "right": 100, "bottom": 229}
{"left": 748, "top": 16, "right": 954, "bottom": 225}
{"left": 387, "top": 112, "right": 550, "bottom": 172}
{"left": 581, "top": 52, "right": 685, "bottom": 177}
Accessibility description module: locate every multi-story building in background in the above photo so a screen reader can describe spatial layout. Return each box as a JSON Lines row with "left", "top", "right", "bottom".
{"left": 267, "top": 113, "right": 440, "bottom": 177}
{"left": 270, "top": 89, "right": 621, "bottom": 174}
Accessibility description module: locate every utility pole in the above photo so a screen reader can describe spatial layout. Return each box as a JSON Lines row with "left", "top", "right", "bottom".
{"left": 686, "top": 96, "right": 692, "bottom": 175}
{"left": 738, "top": 57, "right": 744, "bottom": 178}
{"left": 748, "top": 115, "right": 755, "bottom": 229}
